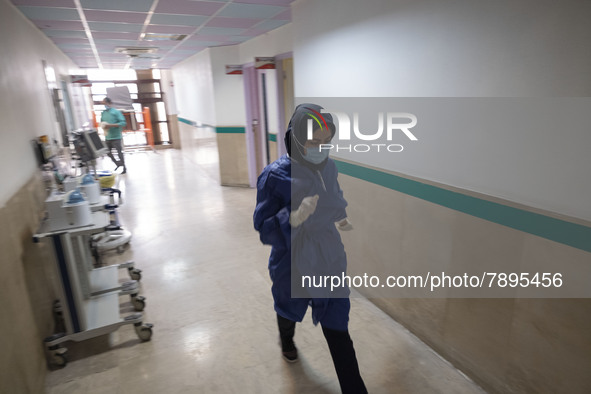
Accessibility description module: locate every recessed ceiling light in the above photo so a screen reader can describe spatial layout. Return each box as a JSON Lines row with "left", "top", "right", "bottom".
{"left": 144, "top": 33, "right": 187, "bottom": 42}
{"left": 115, "top": 47, "right": 159, "bottom": 57}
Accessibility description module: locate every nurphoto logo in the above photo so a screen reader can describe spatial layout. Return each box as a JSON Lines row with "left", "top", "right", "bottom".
{"left": 307, "top": 108, "right": 418, "bottom": 153}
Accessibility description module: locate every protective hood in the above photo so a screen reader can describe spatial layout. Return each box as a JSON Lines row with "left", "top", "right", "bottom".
{"left": 284, "top": 103, "right": 336, "bottom": 171}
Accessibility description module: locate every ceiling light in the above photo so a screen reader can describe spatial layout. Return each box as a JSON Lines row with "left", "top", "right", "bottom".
{"left": 144, "top": 33, "right": 187, "bottom": 42}
{"left": 115, "top": 47, "right": 159, "bottom": 57}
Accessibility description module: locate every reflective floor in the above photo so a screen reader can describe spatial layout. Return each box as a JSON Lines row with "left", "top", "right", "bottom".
{"left": 44, "top": 149, "right": 484, "bottom": 394}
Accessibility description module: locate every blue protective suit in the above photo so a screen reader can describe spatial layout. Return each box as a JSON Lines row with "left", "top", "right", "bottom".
{"left": 254, "top": 154, "right": 351, "bottom": 331}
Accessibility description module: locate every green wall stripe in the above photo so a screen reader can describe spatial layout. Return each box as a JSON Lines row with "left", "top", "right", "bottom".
{"left": 334, "top": 160, "right": 591, "bottom": 253}
{"left": 178, "top": 117, "right": 195, "bottom": 126}
{"left": 216, "top": 127, "right": 245, "bottom": 134}
{"left": 178, "top": 118, "right": 245, "bottom": 134}
{"left": 268, "top": 134, "right": 277, "bottom": 142}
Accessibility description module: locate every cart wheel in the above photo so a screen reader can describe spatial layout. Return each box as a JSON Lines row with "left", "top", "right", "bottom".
{"left": 137, "top": 325, "right": 153, "bottom": 341}
{"left": 52, "top": 352, "right": 68, "bottom": 367}
{"left": 129, "top": 269, "right": 142, "bottom": 281}
{"left": 132, "top": 296, "right": 146, "bottom": 311}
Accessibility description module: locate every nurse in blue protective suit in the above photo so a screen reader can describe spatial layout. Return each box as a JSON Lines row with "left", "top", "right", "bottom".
{"left": 254, "top": 104, "right": 367, "bottom": 394}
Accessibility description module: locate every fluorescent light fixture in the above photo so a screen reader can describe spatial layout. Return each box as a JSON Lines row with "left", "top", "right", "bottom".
{"left": 144, "top": 33, "right": 187, "bottom": 41}
{"left": 115, "top": 47, "right": 159, "bottom": 56}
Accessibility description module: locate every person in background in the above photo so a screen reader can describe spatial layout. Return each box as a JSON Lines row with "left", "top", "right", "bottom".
{"left": 101, "top": 97, "right": 127, "bottom": 174}
{"left": 254, "top": 104, "right": 367, "bottom": 394}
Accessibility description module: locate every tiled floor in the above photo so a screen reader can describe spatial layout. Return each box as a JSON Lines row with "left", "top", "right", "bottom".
{"left": 44, "top": 149, "right": 485, "bottom": 394}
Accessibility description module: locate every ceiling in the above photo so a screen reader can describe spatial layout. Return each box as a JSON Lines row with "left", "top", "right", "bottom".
{"left": 11, "top": 0, "right": 294, "bottom": 70}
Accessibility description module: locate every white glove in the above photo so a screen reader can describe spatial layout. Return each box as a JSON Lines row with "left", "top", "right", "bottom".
{"left": 337, "top": 218, "right": 353, "bottom": 231}
{"left": 290, "top": 195, "right": 319, "bottom": 227}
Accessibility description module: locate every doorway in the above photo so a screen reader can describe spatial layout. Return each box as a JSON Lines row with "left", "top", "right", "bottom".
{"left": 243, "top": 55, "right": 294, "bottom": 187}
{"left": 243, "top": 63, "right": 262, "bottom": 187}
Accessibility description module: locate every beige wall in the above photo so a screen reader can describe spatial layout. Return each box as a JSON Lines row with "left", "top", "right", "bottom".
{"left": 0, "top": 1, "right": 79, "bottom": 391}
{"left": 0, "top": 174, "right": 60, "bottom": 394}
{"left": 176, "top": 120, "right": 250, "bottom": 186}
{"left": 216, "top": 133, "right": 250, "bottom": 187}
{"left": 338, "top": 172, "right": 591, "bottom": 393}
{"left": 177, "top": 122, "right": 250, "bottom": 187}
{"left": 177, "top": 122, "right": 220, "bottom": 184}
{"left": 268, "top": 140, "right": 278, "bottom": 164}
{"left": 167, "top": 115, "right": 180, "bottom": 150}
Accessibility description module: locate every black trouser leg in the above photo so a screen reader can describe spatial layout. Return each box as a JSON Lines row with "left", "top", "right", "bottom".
{"left": 277, "top": 313, "right": 296, "bottom": 351}
{"left": 113, "top": 139, "right": 125, "bottom": 167}
{"left": 322, "top": 325, "right": 368, "bottom": 394}
{"left": 106, "top": 140, "right": 118, "bottom": 166}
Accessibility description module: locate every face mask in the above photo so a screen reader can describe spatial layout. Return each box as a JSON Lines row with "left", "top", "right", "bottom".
{"left": 303, "top": 146, "right": 329, "bottom": 164}
{"left": 292, "top": 130, "right": 331, "bottom": 164}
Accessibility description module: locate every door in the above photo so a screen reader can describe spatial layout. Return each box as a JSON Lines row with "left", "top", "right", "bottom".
{"left": 243, "top": 57, "right": 294, "bottom": 187}
{"left": 243, "top": 64, "right": 263, "bottom": 187}
{"left": 51, "top": 88, "right": 69, "bottom": 147}
{"left": 278, "top": 57, "right": 294, "bottom": 157}
{"left": 258, "top": 69, "right": 277, "bottom": 164}
{"left": 60, "top": 80, "right": 75, "bottom": 135}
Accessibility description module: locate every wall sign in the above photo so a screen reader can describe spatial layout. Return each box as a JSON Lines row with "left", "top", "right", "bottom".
{"left": 225, "top": 65, "right": 243, "bottom": 75}
{"left": 255, "top": 57, "right": 275, "bottom": 69}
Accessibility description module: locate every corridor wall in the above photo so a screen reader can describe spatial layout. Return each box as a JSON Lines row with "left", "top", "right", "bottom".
{"left": 0, "top": 0, "right": 79, "bottom": 392}
{"left": 291, "top": 0, "right": 591, "bottom": 392}
{"left": 172, "top": 24, "right": 292, "bottom": 186}
{"left": 172, "top": 49, "right": 221, "bottom": 183}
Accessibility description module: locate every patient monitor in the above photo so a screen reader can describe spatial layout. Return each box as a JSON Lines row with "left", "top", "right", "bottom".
{"left": 83, "top": 129, "right": 108, "bottom": 159}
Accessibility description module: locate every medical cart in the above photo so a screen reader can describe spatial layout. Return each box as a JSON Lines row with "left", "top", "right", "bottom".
{"left": 34, "top": 209, "right": 152, "bottom": 367}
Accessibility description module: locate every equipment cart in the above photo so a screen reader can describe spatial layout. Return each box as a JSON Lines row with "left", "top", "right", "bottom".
{"left": 34, "top": 210, "right": 152, "bottom": 367}
{"left": 89, "top": 187, "right": 136, "bottom": 264}
{"left": 44, "top": 189, "right": 143, "bottom": 307}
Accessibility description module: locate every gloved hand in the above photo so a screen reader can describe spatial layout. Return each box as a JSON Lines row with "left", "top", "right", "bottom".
{"left": 337, "top": 218, "right": 353, "bottom": 231}
{"left": 290, "top": 195, "right": 319, "bottom": 227}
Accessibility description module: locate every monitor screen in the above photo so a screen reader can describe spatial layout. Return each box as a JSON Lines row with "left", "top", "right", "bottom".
{"left": 83, "top": 130, "right": 108, "bottom": 159}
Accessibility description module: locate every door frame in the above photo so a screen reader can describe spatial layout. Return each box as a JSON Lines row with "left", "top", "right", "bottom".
{"left": 243, "top": 62, "right": 260, "bottom": 188}
{"left": 274, "top": 52, "right": 294, "bottom": 158}
{"left": 243, "top": 52, "right": 294, "bottom": 187}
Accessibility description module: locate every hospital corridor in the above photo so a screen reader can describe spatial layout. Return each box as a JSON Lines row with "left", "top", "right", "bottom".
{"left": 1, "top": 0, "right": 591, "bottom": 393}
{"left": 39, "top": 150, "right": 484, "bottom": 393}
